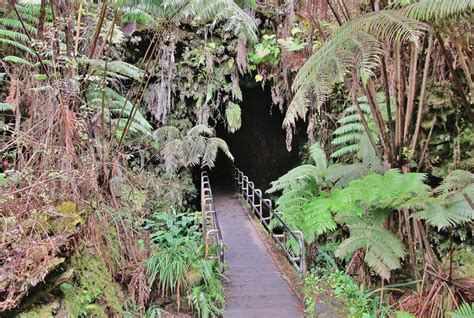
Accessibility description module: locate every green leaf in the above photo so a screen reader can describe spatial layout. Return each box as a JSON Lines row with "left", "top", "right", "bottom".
{"left": 0, "top": 102, "right": 14, "bottom": 112}
{"left": 225, "top": 102, "right": 242, "bottom": 133}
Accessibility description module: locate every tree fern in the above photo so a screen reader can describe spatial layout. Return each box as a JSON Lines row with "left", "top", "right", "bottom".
{"left": 284, "top": 10, "right": 426, "bottom": 134}
{"left": 79, "top": 59, "right": 145, "bottom": 82}
{"left": 401, "top": 0, "right": 474, "bottom": 22}
{"left": 115, "top": 0, "right": 257, "bottom": 43}
{"left": 331, "top": 93, "right": 391, "bottom": 159}
{"left": 414, "top": 170, "right": 474, "bottom": 230}
{"left": 0, "top": 3, "right": 48, "bottom": 55}
{"left": 267, "top": 143, "right": 328, "bottom": 195}
{"left": 154, "top": 125, "right": 234, "bottom": 174}
{"left": 335, "top": 211, "right": 406, "bottom": 280}
{"left": 84, "top": 86, "right": 152, "bottom": 138}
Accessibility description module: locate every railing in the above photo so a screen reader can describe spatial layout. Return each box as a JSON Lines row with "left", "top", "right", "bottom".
{"left": 234, "top": 167, "right": 306, "bottom": 275}
{"left": 201, "top": 171, "right": 224, "bottom": 268}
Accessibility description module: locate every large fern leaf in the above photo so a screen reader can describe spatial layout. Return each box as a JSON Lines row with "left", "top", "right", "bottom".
{"left": 414, "top": 171, "right": 474, "bottom": 230}
{"left": 402, "top": 0, "right": 474, "bottom": 22}
{"left": 115, "top": 0, "right": 257, "bottom": 43}
{"left": 448, "top": 302, "right": 474, "bottom": 318}
{"left": 335, "top": 211, "right": 406, "bottom": 280}
{"left": 285, "top": 10, "right": 426, "bottom": 134}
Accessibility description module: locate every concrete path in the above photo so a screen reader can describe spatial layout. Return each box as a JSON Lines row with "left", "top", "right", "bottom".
{"left": 214, "top": 190, "right": 302, "bottom": 318}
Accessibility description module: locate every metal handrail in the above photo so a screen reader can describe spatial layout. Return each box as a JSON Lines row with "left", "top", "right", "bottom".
{"left": 233, "top": 167, "right": 306, "bottom": 275}
{"left": 201, "top": 171, "right": 224, "bottom": 267}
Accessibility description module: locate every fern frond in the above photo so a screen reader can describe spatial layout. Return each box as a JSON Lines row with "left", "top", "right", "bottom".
{"left": 331, "top": 144, "right": 361, "bottom": 159}
{"left": 285, "top": 10, "right": 426, "bottom": 132}
{"left": 116, "top": 0, "right": 258, "bottom": 43}
{"left": 79, "top": 59, "right": 144, "bottom": 81}
{"left": 414, "top": 184, "right": 474, "bottom": 230}
{"left": 436, "top": 170, "right": 474, "bottom": 196}
{"left": 201, "top": 137, "right": 234, "bottom": 168}
{"left": 267, "top": 165, "right": 321, "bottom": 194}
{"left": 309, "top": 142, "right": 328, "bottom": 169}
{"left": 448, "top": 302, "right": 474, "bottom": 318}
{"left": 182, "top": 135, "right": 206, "bottom": 166}
{"left": 0, "top": 17, "right": 37, "bottom": 33}
{"left": 335, "top": 211, "right": 406, "bottom": 280}
{"left": 402, "top": 0, "right": 474, "bottom": 22}
{"left": 326, "top": 163, "right": 370, "bottom": 188}
{"left": 331, "top": 133, "right": 363, "bottom": 146}
{"left": 187, "top": 124, "right": 214, "bottom": 137}
{"left": 0, "top": 29, "right": 29, "bottom": 42}
{"left": 121, "top": 8, "right": 158, "bottom": 25}
{"left": 153, "top": 126, "right": 182, "bottom": 143}
{"left": 0, "top": 38, "right": 34, "bottom": 54}
{"left": 2, "top": 55, "right": 33, "bottom": 66}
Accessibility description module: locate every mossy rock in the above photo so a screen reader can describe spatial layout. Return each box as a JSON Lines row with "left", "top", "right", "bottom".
{"left": 59, "top": 248, "right": 124, "bottom": 317}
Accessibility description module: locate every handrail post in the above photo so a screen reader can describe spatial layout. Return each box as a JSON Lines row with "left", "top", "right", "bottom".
{"left": 200, "top": 171, "right": 224, "bottom": 268}
{"left": 233, "top": 166, "right": 306, "bottom": 276}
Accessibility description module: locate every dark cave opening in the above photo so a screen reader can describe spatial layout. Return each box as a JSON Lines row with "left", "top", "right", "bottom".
{"left": 209, "top": 83, "right": 301, "bottom": 192}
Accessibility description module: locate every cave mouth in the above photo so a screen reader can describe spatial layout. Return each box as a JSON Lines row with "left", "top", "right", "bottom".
{"left": 209, "top": 83, "right": 300, "bottom": 192}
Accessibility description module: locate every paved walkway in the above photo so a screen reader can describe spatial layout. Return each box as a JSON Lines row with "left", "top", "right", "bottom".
{"left": 214, "top": 190, "right": 302, "bottom": 318}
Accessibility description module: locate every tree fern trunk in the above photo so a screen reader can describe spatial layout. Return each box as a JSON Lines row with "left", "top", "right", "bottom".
{"left": 403, "top": 43, "right": 419, "bottom": 145}
{"left": 37, "top": 0, "right": 47, "bottom": 39}
{"left": 409, "top": 34, "right": 433, "bottom": 158}
{"left": 87, "top": 1, "right": 108, "bottom": 59}
{"left": 365, "top": 80, "right": 393, "bottom": 164}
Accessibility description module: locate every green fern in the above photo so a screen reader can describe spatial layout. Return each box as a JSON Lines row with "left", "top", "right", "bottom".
{"left": 115, "top": 0, "right": 257, "bottom": 43}
{"left": 284, "top": 9, "right": 426, "bottom": 134}
{"left": 79, "top": 59, "right": 145, "bottom": 81}
{"left": 0, "top": 102, "right": 14, "bottom": 112}
{"left": 335, "top": 210, "right": 406, "bottom": 280}
{"left": 331, "top": 92, "right": 391, "bottom": 159}
{"left": 414, "top": 170, "right": 474, "bottom": 230}
{"left": 84, "top": 86, "right": 152, "bottom": 138}
{"left": 448, "top": 302, "right": 474, "bottom": 318}
{"left": 2, "top": 55, "right": 34, "bottom": 66}
{"left": 154, "top": 125, "right": 234, "bottom": 174}
{"left": 0, "top": 3, "right": 49, "bottom": 55}
{"left": 401, "top": 0, "right": 474, "bottom": 22}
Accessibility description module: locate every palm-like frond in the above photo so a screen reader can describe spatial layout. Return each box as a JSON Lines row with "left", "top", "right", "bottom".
{"left": 153, "top": 125, "right": 182, "bottom": 143}
{"left": 85, "top": 86, "right": 152, "bottom": 139}
{"left": 402, "top": 0, "right": 474, "bottom": 22}
{"left": 79, "top": 59, "right": 145, "bottom": 81}
{"left": 285, "top": 10, "right": 426, "bottom": 132}
{"left": 154, "top": 125, "right": 233, "bottom": 173}
{"left": 267, "top": 164, "right": 321, "bottom": 194}
{"left": 201, "top": 137, "right": 234, "bottom": 168}
{"left": 335, "top": 211, "right": 406, "bottom": 280}
{"left": 309, "top": 142, "right": 328, "bottom": 169}
{"left": 115, "top": 0, "right": 258, "bottom": 43}
{"left": 187, "top": 124, "right": 214, "bottom": 137}
{"left": 163, "top": 0, "right": 258, "bottom": 43}
{"left": 448, "top": 302, "right": 474, "bottom": 318}
{"left": 413, "top": 171, "right": 474, "bottom": 230}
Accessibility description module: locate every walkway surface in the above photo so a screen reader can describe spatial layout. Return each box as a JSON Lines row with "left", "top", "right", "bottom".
{"left": 214, "top": 190, "right": 302, "bottom": 318}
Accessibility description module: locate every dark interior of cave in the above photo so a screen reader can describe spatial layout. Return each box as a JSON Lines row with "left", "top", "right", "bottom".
{"left": 209, "top": 83, "right": 300, "bottom": 192}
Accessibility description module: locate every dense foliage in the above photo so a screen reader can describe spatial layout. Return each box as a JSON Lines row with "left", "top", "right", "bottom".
{"left": 0, "top": 0, "right": 472, "bottom": 317}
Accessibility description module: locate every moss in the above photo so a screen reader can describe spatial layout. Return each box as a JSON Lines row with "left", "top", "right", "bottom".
{"left": 17, "top": 301, "right": 60, "bottom": 318}
{"left": 60, "top": 248, "right": 124, "bottom": 317}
